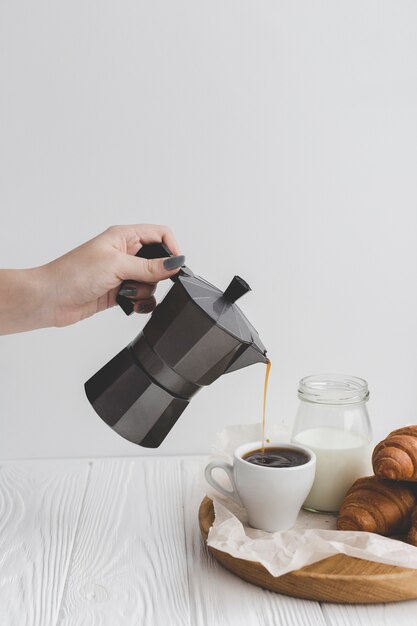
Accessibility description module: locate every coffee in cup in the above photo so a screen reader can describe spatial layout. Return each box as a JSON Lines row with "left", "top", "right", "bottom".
{"left": 205, "top": 441, "right": 316, "bottom": 532}
{"left": 243, "top": 446, "right": 310, "bottom": 468}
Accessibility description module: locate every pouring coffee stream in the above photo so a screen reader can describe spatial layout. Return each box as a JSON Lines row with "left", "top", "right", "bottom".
{"left": 85, "top": 243, "right": 268, "bottom": 448}
{"left": 261, "top": 358, "right": 271, "bottom": 453}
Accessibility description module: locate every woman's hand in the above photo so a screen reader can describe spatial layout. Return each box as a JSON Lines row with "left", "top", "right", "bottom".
{"left": 0, "top": 224, "right": 184, "bottom": 334}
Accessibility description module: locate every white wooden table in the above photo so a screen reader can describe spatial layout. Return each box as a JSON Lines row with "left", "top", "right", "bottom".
{"left": 0, "top": 456, "right": 416, "bottom": 626}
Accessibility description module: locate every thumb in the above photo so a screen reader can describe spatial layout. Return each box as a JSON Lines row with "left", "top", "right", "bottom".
{"left": 120, "top": 254, "right": 185, "bottom": 284}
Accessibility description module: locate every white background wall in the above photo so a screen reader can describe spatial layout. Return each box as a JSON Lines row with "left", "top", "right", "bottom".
{"left": 1, "top": 0, "right": 417, "bottom": 459}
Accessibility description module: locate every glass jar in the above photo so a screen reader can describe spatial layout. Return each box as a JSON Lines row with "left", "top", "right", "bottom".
{"left": 291, "top": 374, "right": 372, "bottom": 514}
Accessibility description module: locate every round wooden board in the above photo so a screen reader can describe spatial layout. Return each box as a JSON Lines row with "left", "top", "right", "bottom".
{"left": 199, "top": 496, "right": 417, "bottom": 604}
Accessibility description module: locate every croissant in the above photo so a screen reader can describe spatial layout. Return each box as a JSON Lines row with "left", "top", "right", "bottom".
{"left": 407, "top": 507, "right": 417, "bottom": 546}
{"left": 337, "top": 476, "right": 416, "bottom": 536}
{"left": 372, "top": 426, "right": 417, "bottom": 481}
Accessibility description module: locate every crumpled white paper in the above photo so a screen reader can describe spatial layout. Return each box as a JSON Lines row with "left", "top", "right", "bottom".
{"left": 203, "top": 423, "right": 417, "bottom": 577}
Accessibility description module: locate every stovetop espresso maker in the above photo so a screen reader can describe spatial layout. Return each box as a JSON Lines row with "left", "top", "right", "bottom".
{"left": 85, "top": 243, "right": 267, "bottom": 448}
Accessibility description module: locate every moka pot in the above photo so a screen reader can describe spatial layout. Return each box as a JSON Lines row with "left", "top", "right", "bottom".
{"left": 84, "top": 243, "right": 267, "bottom": 448}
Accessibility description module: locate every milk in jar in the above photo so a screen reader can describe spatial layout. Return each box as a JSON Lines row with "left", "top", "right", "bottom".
{"left": 293, "top": 426, "right": 372, "bottom": 512}
{"left": 291, "top": 375, "right": 372, "bottom": 513}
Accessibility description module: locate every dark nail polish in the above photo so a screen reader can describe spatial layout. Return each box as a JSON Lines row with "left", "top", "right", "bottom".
{"left": 138, "top": 302, "right": 148, "bottom": 313}
{"left": 163, "top": 255, "right": 185, "bottom": 270}
{"left": 119, "top": 287, "right": 137, "bottom": 297}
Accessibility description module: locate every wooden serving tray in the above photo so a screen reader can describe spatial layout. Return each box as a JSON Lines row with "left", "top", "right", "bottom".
{"left": 199, "top": 496, "right": 417, "bottom": 603}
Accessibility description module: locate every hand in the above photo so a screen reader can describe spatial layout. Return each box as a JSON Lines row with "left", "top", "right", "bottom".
{"left": 0, "top": 224, "right": 184, "bottom": 334}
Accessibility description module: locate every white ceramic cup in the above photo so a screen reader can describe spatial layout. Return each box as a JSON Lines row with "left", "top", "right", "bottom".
{"left": 205, "top": 441, "right": 316, "bottom": 532}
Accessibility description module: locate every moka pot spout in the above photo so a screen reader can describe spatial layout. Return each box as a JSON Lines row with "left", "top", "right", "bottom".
{"left": 224, "top": 344, "right": 268, "bottom": 375}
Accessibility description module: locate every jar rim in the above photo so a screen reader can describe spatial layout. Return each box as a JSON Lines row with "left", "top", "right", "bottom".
{"left": 297, "top": 374, "right": 369, "bottom": 405}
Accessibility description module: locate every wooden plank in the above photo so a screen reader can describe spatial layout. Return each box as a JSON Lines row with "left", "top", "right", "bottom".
{"left": 181, "top": 458, "right": 327, "bottom": 626}
{"left": 2, "top": 455, "right": 417, "bottom": 625}
{"left": 322, "top": 601, "right": 417, "bottom": 626}
{"left": 0, "top": 460, "right": 90, "bottom": 626}
{"left": 58, "top": 458, "right": 191, "bottom": 626}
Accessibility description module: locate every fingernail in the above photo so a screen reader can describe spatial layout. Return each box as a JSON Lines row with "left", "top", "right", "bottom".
{"left": 138, "top": 302, "right": 149, "bottom": 313}
{"left": 119, "top": 287, "right": 137, "bottom": 297}
{"left": 163, "top": 255, "right": 185, "bottom": 270}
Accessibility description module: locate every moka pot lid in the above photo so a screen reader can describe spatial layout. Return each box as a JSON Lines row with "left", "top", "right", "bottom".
{"left": 176, "top": 268, "right": 266, "bottom": 355}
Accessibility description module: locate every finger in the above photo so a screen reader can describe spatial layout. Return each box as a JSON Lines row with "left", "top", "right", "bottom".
{"left": 138, "top": 224, "right": 181, "bottom": 256}
{"left": 109, "top": 224, "right": 181, "bottom": 256}
{"left": 118, "top": 281, "right": 156, "bottom": 300}
{"left": 132, "top": 296, "right": 157, "bottom": 314}
{"left": 119, "top": 254, "right": 185, "bottom": 284}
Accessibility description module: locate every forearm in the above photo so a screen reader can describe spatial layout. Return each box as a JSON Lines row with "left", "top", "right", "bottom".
{"left": 0, "top": 267, "right": 52, "bottom": 335}
{"left": 0, "top": 225, "right": 182, "bottom": 334}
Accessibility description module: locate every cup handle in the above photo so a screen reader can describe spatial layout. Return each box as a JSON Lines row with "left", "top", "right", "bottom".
{"left": 204, "top": 461, "right": 243, "bottom": 506}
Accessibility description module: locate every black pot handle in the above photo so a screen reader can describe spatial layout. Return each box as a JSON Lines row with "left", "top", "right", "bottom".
{"left": 116, "top": 243, "right": 187, "bottom": 315}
